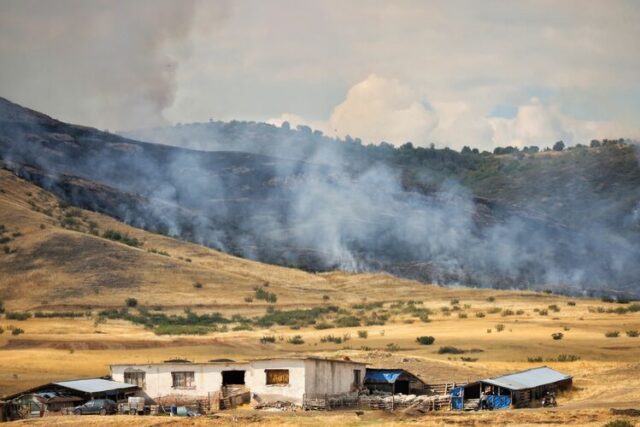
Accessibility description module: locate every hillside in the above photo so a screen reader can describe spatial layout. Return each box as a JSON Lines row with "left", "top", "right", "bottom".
{"left": 0, "top": 170, "right": 639, "bottom": 427}
{"left": 2, "top": 96, "right": 640, "bottom": 296}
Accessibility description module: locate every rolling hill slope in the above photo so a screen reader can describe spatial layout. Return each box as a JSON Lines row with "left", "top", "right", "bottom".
{"left": 1, "top": 96, "right": 640, "bottom": 296}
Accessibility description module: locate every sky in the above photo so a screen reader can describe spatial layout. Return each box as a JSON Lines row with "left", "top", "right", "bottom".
{"left": 0, "top": 0, "right": 639, "bottom": 150}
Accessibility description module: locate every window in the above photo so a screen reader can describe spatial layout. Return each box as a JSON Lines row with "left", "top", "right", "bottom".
{"left": 124, "top": 371, "right": 146, "bottom": 388}
{"left": 353, "top": 369, "right": 361, "bottom": 386}
{"left": 172, "top": 371, "right": 195, "bottom": 388}
{"left": 265, "top": 369, "right": 289, "bottom": 385}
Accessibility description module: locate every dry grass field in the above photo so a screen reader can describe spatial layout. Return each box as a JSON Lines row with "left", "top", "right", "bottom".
{"left": 1, "top": 168, "right": 640, "bottom": 426}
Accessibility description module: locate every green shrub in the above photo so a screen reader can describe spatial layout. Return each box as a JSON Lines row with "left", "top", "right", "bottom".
{"left": 626, "top": 330, "right": 639, "bottom": 337}
{"left": 193, "top": 282, "right": 203, "bottom": 289}
{"left": 486, "top": 296, "right": 495, "bottom": 302}
{"left": 602, "top": 420, "right": 634, "bottom": 427}
{"left": 567, "top": 301, "right": 576, "bottom": 306}
{"left": 5, "top": 312, "right": 31, "bottom": 321}
{"left": 357, "top": 330, "right": 368, "bottom": 339}
{"left": 154, "top": 324, "right": 211, "bottom": 335}
{"left": 125, "top": 298, "right": 138, "bottom": 308}
{"left": 260, "top": 335, "right": 276, "bottom": 344}
{"left": 450, "top": 298, "right": 460, "bottom": 305}
{"left": 256, "top": 306, "right": 338, "bottom": 327}
{"left": 475, "top": 311, "right": 486, "bottom": 318}
{"left": 287, "top": 335, "right": 304, "bottom": 345}
{"left": 538, "top": 309, "right": 548, "bottom": 316}
{"left": 515, "top": 310, "right": 525, "bottom": 315}
{"left": 320, "top": 334, "right": 343, "bottom": 344}
{"left": 605, "top": 331, "right": 620, "bottom": 338}
{"left": 495, "top": 324, "right": 505, "bottom": 332}
{"left": 548, "top": 304, "right": 560, "bottom": 312}
{"left": 556, "top": 354, "right": 580, "bottom": 362}
{"left": 458, "top": 312, "right": 468, "bottom": 319}
{"left": 487, "top": 307, "right": 501, "bottom": 314}
{"left": 551, "top": 332, "right": 564, "bottom": 340}
{"left": 628, "top": 303, "right": 640, "bottom": 312}
{"left": 244, "top": 296, "right": 253, "bottom": 303}
{"left": 254, "top": 287, "right": 278, "bottom": 303}
{"left": 102, "top": 229, "right": 141, "bottom": 247}
{"left": 336, "top": 316, "right": 361, "bottom": 327}
{"left": 416, "top": 336, "right": 435, "bottom": 345}
{"left": 322, "top": 295, "right": 330, "bottom": 301}
{"left": 314, "top": 322, "right": 334, "bottom": 330}
{"left": 501, "top": 309, "right": 514, "bottom": 317}
{"left": 438, "top": 346, "right": 465, "bottom": 354}
{"left": 460, "top": 357, "right": 478, "bottom": 362}
{"left": 527, "top": 356, "right": 543, "bottom": 363}
{"left": 11, "top": 328, "right": 24, "bottom": 336}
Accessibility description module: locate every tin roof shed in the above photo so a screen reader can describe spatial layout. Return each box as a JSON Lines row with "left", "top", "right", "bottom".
{"left": 481, "top": 367, "right": 572, "bottom": 391}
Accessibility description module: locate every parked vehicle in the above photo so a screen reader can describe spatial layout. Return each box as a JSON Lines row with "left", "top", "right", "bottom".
{"left": 73, "top": 399, "right": 117, "bottom": 415}
{"left": 541, "top": 392, "right": 557, "bottom": 407}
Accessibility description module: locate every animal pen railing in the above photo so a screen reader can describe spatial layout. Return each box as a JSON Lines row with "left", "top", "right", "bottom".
{"left": 302, "top": 390, "right": 452, "bottom": 412}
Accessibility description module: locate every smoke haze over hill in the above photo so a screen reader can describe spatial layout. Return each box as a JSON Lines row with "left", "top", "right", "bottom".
{"left": 2, "top": 97, "right": 640, "bottom": 297}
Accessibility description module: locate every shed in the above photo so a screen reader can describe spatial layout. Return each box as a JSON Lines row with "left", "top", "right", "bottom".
{"left": 1, "top": 378, "right": 139, "bottom": 420}
{"left": 364, "top": 369, "right": 427, "bottom": 395}
{"left": 454, "top": 366, "right": 572, "bottom": 409}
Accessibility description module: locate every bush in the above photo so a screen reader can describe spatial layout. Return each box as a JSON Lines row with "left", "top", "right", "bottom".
{"left": 567, "top": 301, "right": 576, "bottom": 306}
{"left": 336, "top": 316, "right": 361, "bottom": 328}
{"left": 320, "top": 334, "right": 343, "bottom": 344}
{"left": 527, "top": 356, "right": 543, "bottom": 363}
{"left": 154, "top": 324, "right": 211, "bottom": 335}
{"left": 487, "top": 307, "right": 501, "bottom": 314}
{"left": 322, "top": 295, "right": 330, "bottom": 301}
{"left": 314, "top": 322, "right": 334, "bottom": 330}
{"left": 11, "top": 328, "right": 25, "bottom": 336}
{"left": 102, "top": 229, "right": 141, "bottom": 247}
{"left": 551, "top": 332, "right": 564, "bottom": 340}
{"left": 416, "top": 336, "right": 436, "bottom": 345}
{"left": 458, "top": 312, "right": 468, "bottom": 319}
{"left": 603, "top": 420, "right": 634, "bottom": 427}
{"left": 254, "top": 287, "right": 278, "bottom": 303}
{"left": 538, "top": 309, "right": 548, "bottom": 316}
{"left": 438, "top": 346, "right": 465, "bottom": 354}
{"left": 125, "top": 298, "right": 138, "bottom": 308}
{"left": 515, "top": 309, "right": 525, "bottom": 315}
{"left": 5, "top": 312, "right": 31, "bottom": 321}
{"left": 501, "top": 309, "right": 514, "bottom": 317}
{"left": 605, "top": 331, "right": 620, "bottom": 338}
{"left": 486, "top": 296, "right": 495, "bottom": 302}
{"left": 475, "top": 311, "right": 486, "bottom": 318}
{"left": 495, "top": 324, "right": 505, "bottom": 332}
{"left": 626, "top": 330, "right": 639, "bottom": 337}
{"left": 244, "top": 296, "right": 253, "bottom": 303}
{"left": 556, "top": 354, "right": 580, "bottom": 362}
{"left": 287, "top": 335, "right": 304, "bottom": 345}
{"left": 450, "top": 299, "right": 460, "bottom": 305}
{"left": 628, "top": 303, "right": 640, "bottom": 312}
{"left": 260, "top": 335, "right": 276, "bottom": 344}
{"left": 548, "top": 304, "right": 560, "bottom": 312}
{"left": 193, "top": 282, "right": 203, "bottom": 289}
{"left": 357, "top": 330, "right": 368, "bottom": 339}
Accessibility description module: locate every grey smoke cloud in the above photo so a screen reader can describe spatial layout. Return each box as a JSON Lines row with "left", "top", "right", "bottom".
{"left": 0, "top": 0, "right": 227, "bottom": 130}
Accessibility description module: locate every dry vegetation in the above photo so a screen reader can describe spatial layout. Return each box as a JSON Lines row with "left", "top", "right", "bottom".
{"left": 1, "top": 169, "right": 640, "bottom": 426}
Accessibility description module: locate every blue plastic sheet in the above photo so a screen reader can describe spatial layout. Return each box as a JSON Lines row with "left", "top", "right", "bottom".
{"left": 364, "top": 370, "right": 403, "bottom": 383}
{"left": 487, "top": 394, "right": 511, "bottom": 409}
{"left": 450, "top": 387, "right": 464, "bottom": 410}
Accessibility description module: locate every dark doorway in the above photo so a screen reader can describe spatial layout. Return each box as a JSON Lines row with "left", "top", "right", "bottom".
{"left": 222, "top": 370, "right": 245, "bottom": 385}
{"left": 394, "top": 380, "right": 409, "bottom": 394}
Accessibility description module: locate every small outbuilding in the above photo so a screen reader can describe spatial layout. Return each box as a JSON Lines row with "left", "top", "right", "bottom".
{"left": 451, "top": 366, "right": 572, "bottom": 409}
{"left": 363, "top": 368, "right": 427, "bottom": 395}
{"left": 1, "top": 378, "right": 140, "bottom": 420}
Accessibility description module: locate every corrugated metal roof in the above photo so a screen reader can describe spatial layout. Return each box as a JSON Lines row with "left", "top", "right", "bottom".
{"left": 481, "top": 367, "right": 571, "bottom": 391}
{"left": 54, "top": 379, "right": 138, "bottom": 394}
{"left": 364, "top": 369, "right": 404, "bottom": 384}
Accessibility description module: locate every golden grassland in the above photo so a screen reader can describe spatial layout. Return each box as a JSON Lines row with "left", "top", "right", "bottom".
{"left": 1, "top": 169, "right": 640, "bottom": 426}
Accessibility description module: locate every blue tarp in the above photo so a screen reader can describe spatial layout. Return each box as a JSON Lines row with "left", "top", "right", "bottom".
{"left": 487, "top": 394, "right": 511, "bottom": 409}
{"left": 450, "top": 387, "right": 464, "bottom": 409}
{"left": 364, "top": 370, "right": 403, "bottom": 383}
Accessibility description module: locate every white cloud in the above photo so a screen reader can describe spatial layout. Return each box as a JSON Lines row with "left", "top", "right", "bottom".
{"left": 327, "top": 75, "right": 437, "bottom": 146}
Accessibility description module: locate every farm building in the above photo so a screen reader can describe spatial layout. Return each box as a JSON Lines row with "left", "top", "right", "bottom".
{"left": 451, "top": 366, "right": 572, "bottom": 409}
{"left": 1, "top": 378, "right": 139, "bottom": 420}
{"left": 363, "top": 368, "right": 428, "bottom": 395}
{"left": 110, "top": 357, "right": 366, "bottom": 407}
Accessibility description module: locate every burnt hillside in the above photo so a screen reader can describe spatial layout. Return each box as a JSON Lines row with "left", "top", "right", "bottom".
{"left": 1, "top": 96, "right": 640, "bottom": 297}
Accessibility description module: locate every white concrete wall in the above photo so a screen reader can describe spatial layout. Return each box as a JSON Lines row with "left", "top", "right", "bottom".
{"left": 111, "top": 363, "right": 249, "bottom": 400}
{"left": 303, "top": 359, "right": 365, "bottom": 396}
{"left": 246, "top": 359, "right": 306, "bottom": 405}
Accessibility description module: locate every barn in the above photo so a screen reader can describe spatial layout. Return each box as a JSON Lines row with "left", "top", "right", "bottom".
{"left": 363, "top": 368, "right": 428, "bottom": 395}
{"left": 110, "top": 357, "right": 366, "bottom": 407}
